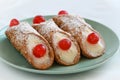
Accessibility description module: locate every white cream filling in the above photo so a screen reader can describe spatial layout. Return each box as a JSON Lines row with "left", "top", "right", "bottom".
{"left": 27, "top": 35, "right": 50, "bottom": 64}
{"left": 85, "top": 40, "right": 104, "bottom": 56}
{"left": 53, "top": 32, "right": 78, "bottom": 63}
{"left": 82, "top": 27, "right": 104, "bottom": 56}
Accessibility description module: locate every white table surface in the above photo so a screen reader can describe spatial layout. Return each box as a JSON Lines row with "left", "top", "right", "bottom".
{"left": 0, "top": 0, "right": 120, "bottom": 80}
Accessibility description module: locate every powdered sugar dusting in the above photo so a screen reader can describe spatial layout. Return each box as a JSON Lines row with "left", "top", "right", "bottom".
{"left": 58, "top": 15, "right": 93, "bottom": 36}
{"left": 7, "top": 22, "right": 40, "bottom": 42}
{"left": 61, "top": 15, "right": 85, "bottom": 28}
{"left": 7, "top": 22, "right": 39, "bottom": 34}
{"left": 6, "top": 22, "right": 41, "bottom": 47}
{"left": 38, "top": 19, "right": 62, "bottom": 35}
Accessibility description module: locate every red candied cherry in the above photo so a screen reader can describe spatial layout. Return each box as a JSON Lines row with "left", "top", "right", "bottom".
{"left": 33, "top": 15, "right": 45, "bottom": 24}
{"left": 33, "top": 44, "right": 46, "bottom": 58}
{"left": 58, "top": 10, "right": 68, "bottom": 15}
{"left": 87, "top": 32, "right": 99, "bottom": 44}
{"left": 9, "top": 19, "right": 19, "bottom": 27}
{"left": 58, "top": 39, "right": 71, "bottom": 50}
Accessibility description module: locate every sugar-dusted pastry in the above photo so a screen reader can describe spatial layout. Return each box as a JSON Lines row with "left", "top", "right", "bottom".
{"left": 32, "top": 15, "right": 80, "bottom": 66}
{"left": 53, "top": 11, "right": 105, "bottom": 58}
{"left": 5, "top": 19, "right": 54, "bottom": 69}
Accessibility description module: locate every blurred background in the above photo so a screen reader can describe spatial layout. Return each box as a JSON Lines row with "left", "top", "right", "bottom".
{"left": 0, "top": 0, "right": 120, "bottom": 80}
{"left": 0, "top": 0, "right": 120, "bottom": 38}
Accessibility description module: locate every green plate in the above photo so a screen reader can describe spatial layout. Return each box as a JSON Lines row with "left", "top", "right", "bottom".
{"left": 0, "top": 15, "right": 119, "bottom": 74}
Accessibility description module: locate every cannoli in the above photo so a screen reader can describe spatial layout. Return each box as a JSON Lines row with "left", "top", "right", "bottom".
{"left": 32, "top": 16, "right": 80, "bottom": 66}
{"left": 5, "top": 19, "right": 54, "bottom": 69}
{"left": 53, "top": 14, "right": 105, "bottom": 58}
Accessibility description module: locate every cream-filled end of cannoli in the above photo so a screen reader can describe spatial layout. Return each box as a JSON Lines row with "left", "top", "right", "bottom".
{"left": 26, "top": 34, "right": 51, "bottom": 64}
{"left": 53, "top": 32, "right": 78, "bottom": 63}
{"left": 81, "top": 26, "right": 105, "bottom": 57}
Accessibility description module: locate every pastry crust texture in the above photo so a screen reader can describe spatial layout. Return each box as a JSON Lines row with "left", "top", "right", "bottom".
{"left": 5, "top": 22, "right": 54, "bottom": 69}
{"left": 53, "top": 15, "right": 105, "bottom": 58}
{"left": 32, "top": 19, "right": 80, "bottom": 65}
